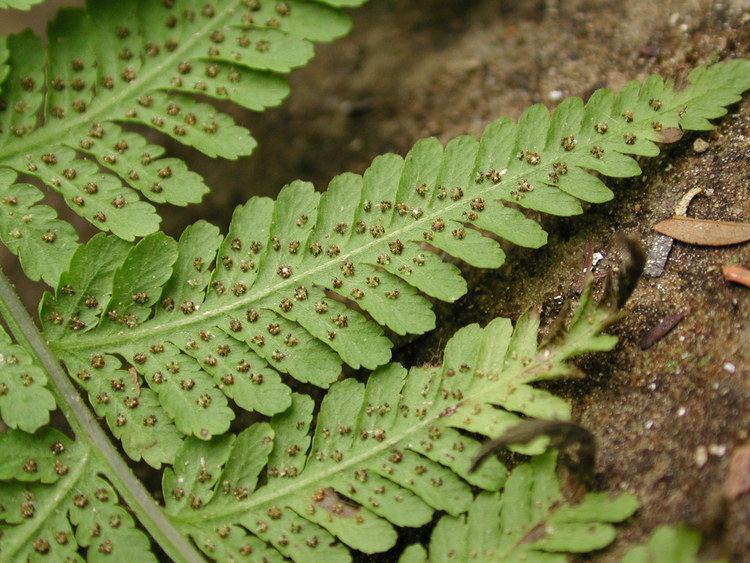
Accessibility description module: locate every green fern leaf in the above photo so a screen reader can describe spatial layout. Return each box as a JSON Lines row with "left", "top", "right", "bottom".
{"left": 0, "top": 0, "right": 363, "bottom": 285}
{"left": 0, "top": 324, "right": 56, "bottom": 433}
{"left": 43, "top": 60, "right": 750, "bottom": 461}
{"left": 399, "top": 451, "right": 639, "bottom": 562}
{"left": 0, "top": 0, "right": 46, "bottom": 9}
{"left": 0, "top": 428, "right": 156, "bottom": 561}
{"left": 159, "top": 287, "right": 621, "bottom": 559}
{"left": 622, "top": 524, "right": 702, "bottom": 563}
{"left": 0, "top": 169, "right": 79, "bottom": 286}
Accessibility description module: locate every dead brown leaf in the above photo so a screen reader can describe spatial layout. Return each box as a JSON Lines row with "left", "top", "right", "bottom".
{"left": 722, "top": 265, "right": 750, "bottom": 288}
{"left": 639, "top": 309, "right": 688, "bottom": 349}
{"left": 724, "top": 444, "right": 750, "bottom": 500}
{"left": 654, "top": 216, "right": 750, "bottom": 246}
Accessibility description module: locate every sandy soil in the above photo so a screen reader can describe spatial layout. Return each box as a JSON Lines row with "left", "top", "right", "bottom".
{"left": 2, "top": 0, "right": 750, "bottom": 560}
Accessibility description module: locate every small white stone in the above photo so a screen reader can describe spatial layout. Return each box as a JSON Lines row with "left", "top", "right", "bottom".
{"left": 592, "top": 251, "right": 605, "bottom": 266}
{"left": 723, "top": 362, "right": 736, "bottom": 374}
{"left": 677, "top": 407, "right": 686, "bottom": 417}
{"left": 693, "top": 138, "right": 709, "bottom": 153}
{"left": 645, "top": 420, "right": 654, "bottom": 430}
{"left": 708, "top": 444, "right": 726, "bottom": 457}
{"left": 695, "top": 445, "right": 708, "bottom": 467}
{"left": 548, "top": 89, "right": 564, "bottom": 102}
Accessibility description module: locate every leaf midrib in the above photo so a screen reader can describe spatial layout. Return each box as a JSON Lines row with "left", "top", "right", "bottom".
{"left": 0, "top": 1, "right": 243, "bottom": 163}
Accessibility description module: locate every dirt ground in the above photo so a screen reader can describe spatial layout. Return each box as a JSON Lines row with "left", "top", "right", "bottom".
{"left": 2, "top": 0, "right": 750, "bottom": 560}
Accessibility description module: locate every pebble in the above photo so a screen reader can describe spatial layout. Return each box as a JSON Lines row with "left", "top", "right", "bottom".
{"left": 708, "top": 444, "right": 727, "bottom": 457}
{"left": 723, "top": 362, "right": 736, "bottom": 374}
{"left": 693, "top": 138, "right": 709, "bottom": 153}
{"left": 548, "top": 89, "right": 564, "bottom": 102}
{"left": 695, "top": 445, "right": 708, "bottom": 467}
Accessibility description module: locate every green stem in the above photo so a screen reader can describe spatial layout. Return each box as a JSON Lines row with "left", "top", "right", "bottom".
{"left": 0, "top": 266, "right": 204, "bottom": 563}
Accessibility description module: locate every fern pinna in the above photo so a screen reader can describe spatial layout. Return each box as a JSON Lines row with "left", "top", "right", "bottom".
{"left": 0, "top": 0, "right": 365, "bottom": 286}
{"left": 2, "top": 280, "right": 634, "bottom": 561}
{"left": 399, "top": 452, "right": 639, "bottom": 562}
{"left": 35, "top": 60, "right": 750, "bottom": 466}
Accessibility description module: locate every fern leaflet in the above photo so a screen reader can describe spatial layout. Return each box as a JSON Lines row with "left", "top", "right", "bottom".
{"left": 0, "top": 0, "right": 364, "bottom": 285}
{"left": 398, "top": 452, "right": 639, "bottom": 562}
{"left": 0, "top": 324, "right": 56, "bottom": 433}
{"left": 156, "top": 285, "right": 621, "bottom": 560}
{"left": 0, "top": 429, "right": 156, "bottom": 562}
{"left": 40, "top": 60, "right": 750, "bottom": 463}
{"left": 622, "top": 524, "right": 702, "bottom": 563}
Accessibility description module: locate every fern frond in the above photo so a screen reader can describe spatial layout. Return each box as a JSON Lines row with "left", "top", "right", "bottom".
{"left": 0, "top": 324, "right": 56, "bottom": 432}
{"left": 0, "top": 0, "right": 364, "bottom": 285}
{"left": 398, "top": 452, "right": 639, "bottom": 562}
{"left": 0, "top": 428, "right": 156, "bottom": 561}
{"left": 622, "top": 524, "right": 702, "bottom": 563}
{"left": 0, "top": 1, "right": 46, "bottom": 10}
{"left": 43, "top": 60, "right": 750, "bottom": 461}
{"left": 158, "top": 288, "right": 621, "bottom": 559}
